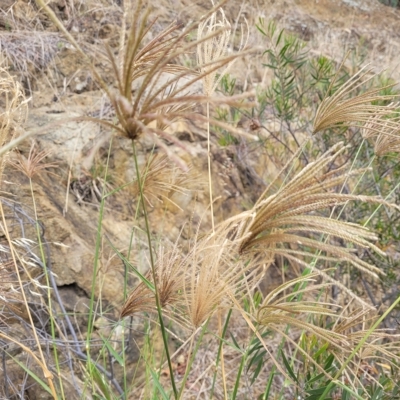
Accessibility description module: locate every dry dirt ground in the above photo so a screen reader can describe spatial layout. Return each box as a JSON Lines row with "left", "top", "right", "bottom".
{"left": 0, "top": 0, "right": 399, "bottom": 398}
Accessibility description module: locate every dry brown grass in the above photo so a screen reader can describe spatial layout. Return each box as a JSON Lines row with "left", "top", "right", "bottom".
{"left": 0, "top": 66, "right": 28, "bottom": 183}
{"left": 0, "top": 32, "right": 62, "bottom": 89}
{"left": 2, "top": 1, "right": 400, "bottom": 398}
{"left": 0, "top": 66, "right": 57, "bottom": 397}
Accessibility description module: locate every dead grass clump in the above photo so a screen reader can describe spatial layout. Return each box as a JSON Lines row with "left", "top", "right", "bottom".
{"left": 0, "top": 32, "right": 63, "bottom": 89}
{"left": 0, "top": 66, "right": 28, "bottom": 178}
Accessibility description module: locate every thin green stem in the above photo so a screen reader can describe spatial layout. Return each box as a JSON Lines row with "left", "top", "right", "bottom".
{"left": 210, "top": 309, "right": 232, "bottom": 400}
{"left": 177, "top": 320, "right": 209, "bottom": 399}
{"left": 363, "top": 179, "right": 400, "bottom": 226}
{"left": 85, "top": 138, "right": 113, "bottom": 377}
{"left": 29, "top": 178, "right": 64, "bottom": 399}
{"left": 131, "top": 140, "right": 178, "bottom": 398}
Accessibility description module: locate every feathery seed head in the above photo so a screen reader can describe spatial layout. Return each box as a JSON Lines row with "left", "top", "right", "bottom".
{"left": 9, "top": 141, "right": 58, "bottom": 179}
{"left": 362, "top": 111, "right": 400, "bottom": 156}
{"left": 197, "top": 2, "right": 248, "bottom": 98}
{"left": 132, "top": 153, "right": 200, "bottom": 208}
{"left": 238, "top": 144, "right": 390, "bottom": 293}
{"left": 121, "top": 242, "right": 186, "bottom": 318}
{"left": 197, "top": 3, "right": 231, "bottom": 97}
{"left": 313, "top": 66, "right": 400, "bottom": 135}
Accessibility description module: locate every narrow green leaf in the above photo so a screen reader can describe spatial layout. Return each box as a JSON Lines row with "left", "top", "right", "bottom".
{"left": 280, "top": 350, "right": 298, "bottom": 384}
{"left": 276, "top": 29, "right": 284, "bottom": 46}
{"left": 335, "top": 381, "right": 365, "bottom": 400}
{"left": 230, "top": 332, "right": 241, "bottom": 351}
{"left": 323, "top": 354, "right": 335, "bottom": 370}
{"left": 100, "top": 333, "right": 124, "bottom": 366}
{"left": 88, "top": 360, "right": 112, "bottom": 400}
{"left": 149, "top": 368, "right": 170, "bottom": 400}
{"left": 8, "top": 354, "right": 53, "bottom": 396}
{"left": 106, "top": 237, "right": 154, "bottom": 291}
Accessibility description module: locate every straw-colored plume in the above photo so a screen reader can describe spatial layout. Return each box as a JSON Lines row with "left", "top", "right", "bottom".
{"left": 313, "top": 66, "right": 400, "bottom": 134}
{"left": 9, "top": 141, "right": 58, "bottom": 179}
{"left": 197, "top": 2, "right": 248, "bottom": 231}
{"left": 239, "top": 143, "right": 395, "bottom": 282}
{"left": 182, "top": 233, "right": 244, "bottom": 328}
{"left": 131, "top": 153, "right": 200, "bottom": 208}
{"left": 362, "top": 112, "right": 400, "bottom": 156}
{"left": 197, "top": 2, "right": 232, "bottom": 97}
{"left": 256, "top": 273, "right": 346, "bottom": 349}
{"left": 121, "top": 242, "right": 186, "bottom": 318}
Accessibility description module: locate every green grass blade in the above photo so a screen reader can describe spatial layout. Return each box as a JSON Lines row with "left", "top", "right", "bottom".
{"left": 8, "top": 354, "right": 53, "bottom": 396}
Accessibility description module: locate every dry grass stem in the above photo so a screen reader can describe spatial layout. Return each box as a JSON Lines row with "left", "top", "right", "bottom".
{"left": 0, "top": 32, "right": 62, "bottom": 84}
{"left": 197, "top": 3, "right": 231, "bottom": 97}
{"left": 197, "top": 1, "right": 248, "bottom": 232}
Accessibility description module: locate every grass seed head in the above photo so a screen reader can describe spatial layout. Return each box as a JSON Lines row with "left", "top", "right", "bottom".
{"left": 121, "top": 242, "right": 186, "bottom": 318}
{"left": 313, "top": 66, "right": 400, "bottom": 135}
{"left": 132, "top": 153, "right": 200, "bottom": 208}
{"left": 362, "top": 111, "right": 400, "bottom": 156}
{"left": 9, "top": 141, "right": 58, "bottom": 179}
{"left": 197, "top": 1, "right": 248, "bottom": 97}
{"left": 239, "top": 143, "right": 389, "bottom": 284}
